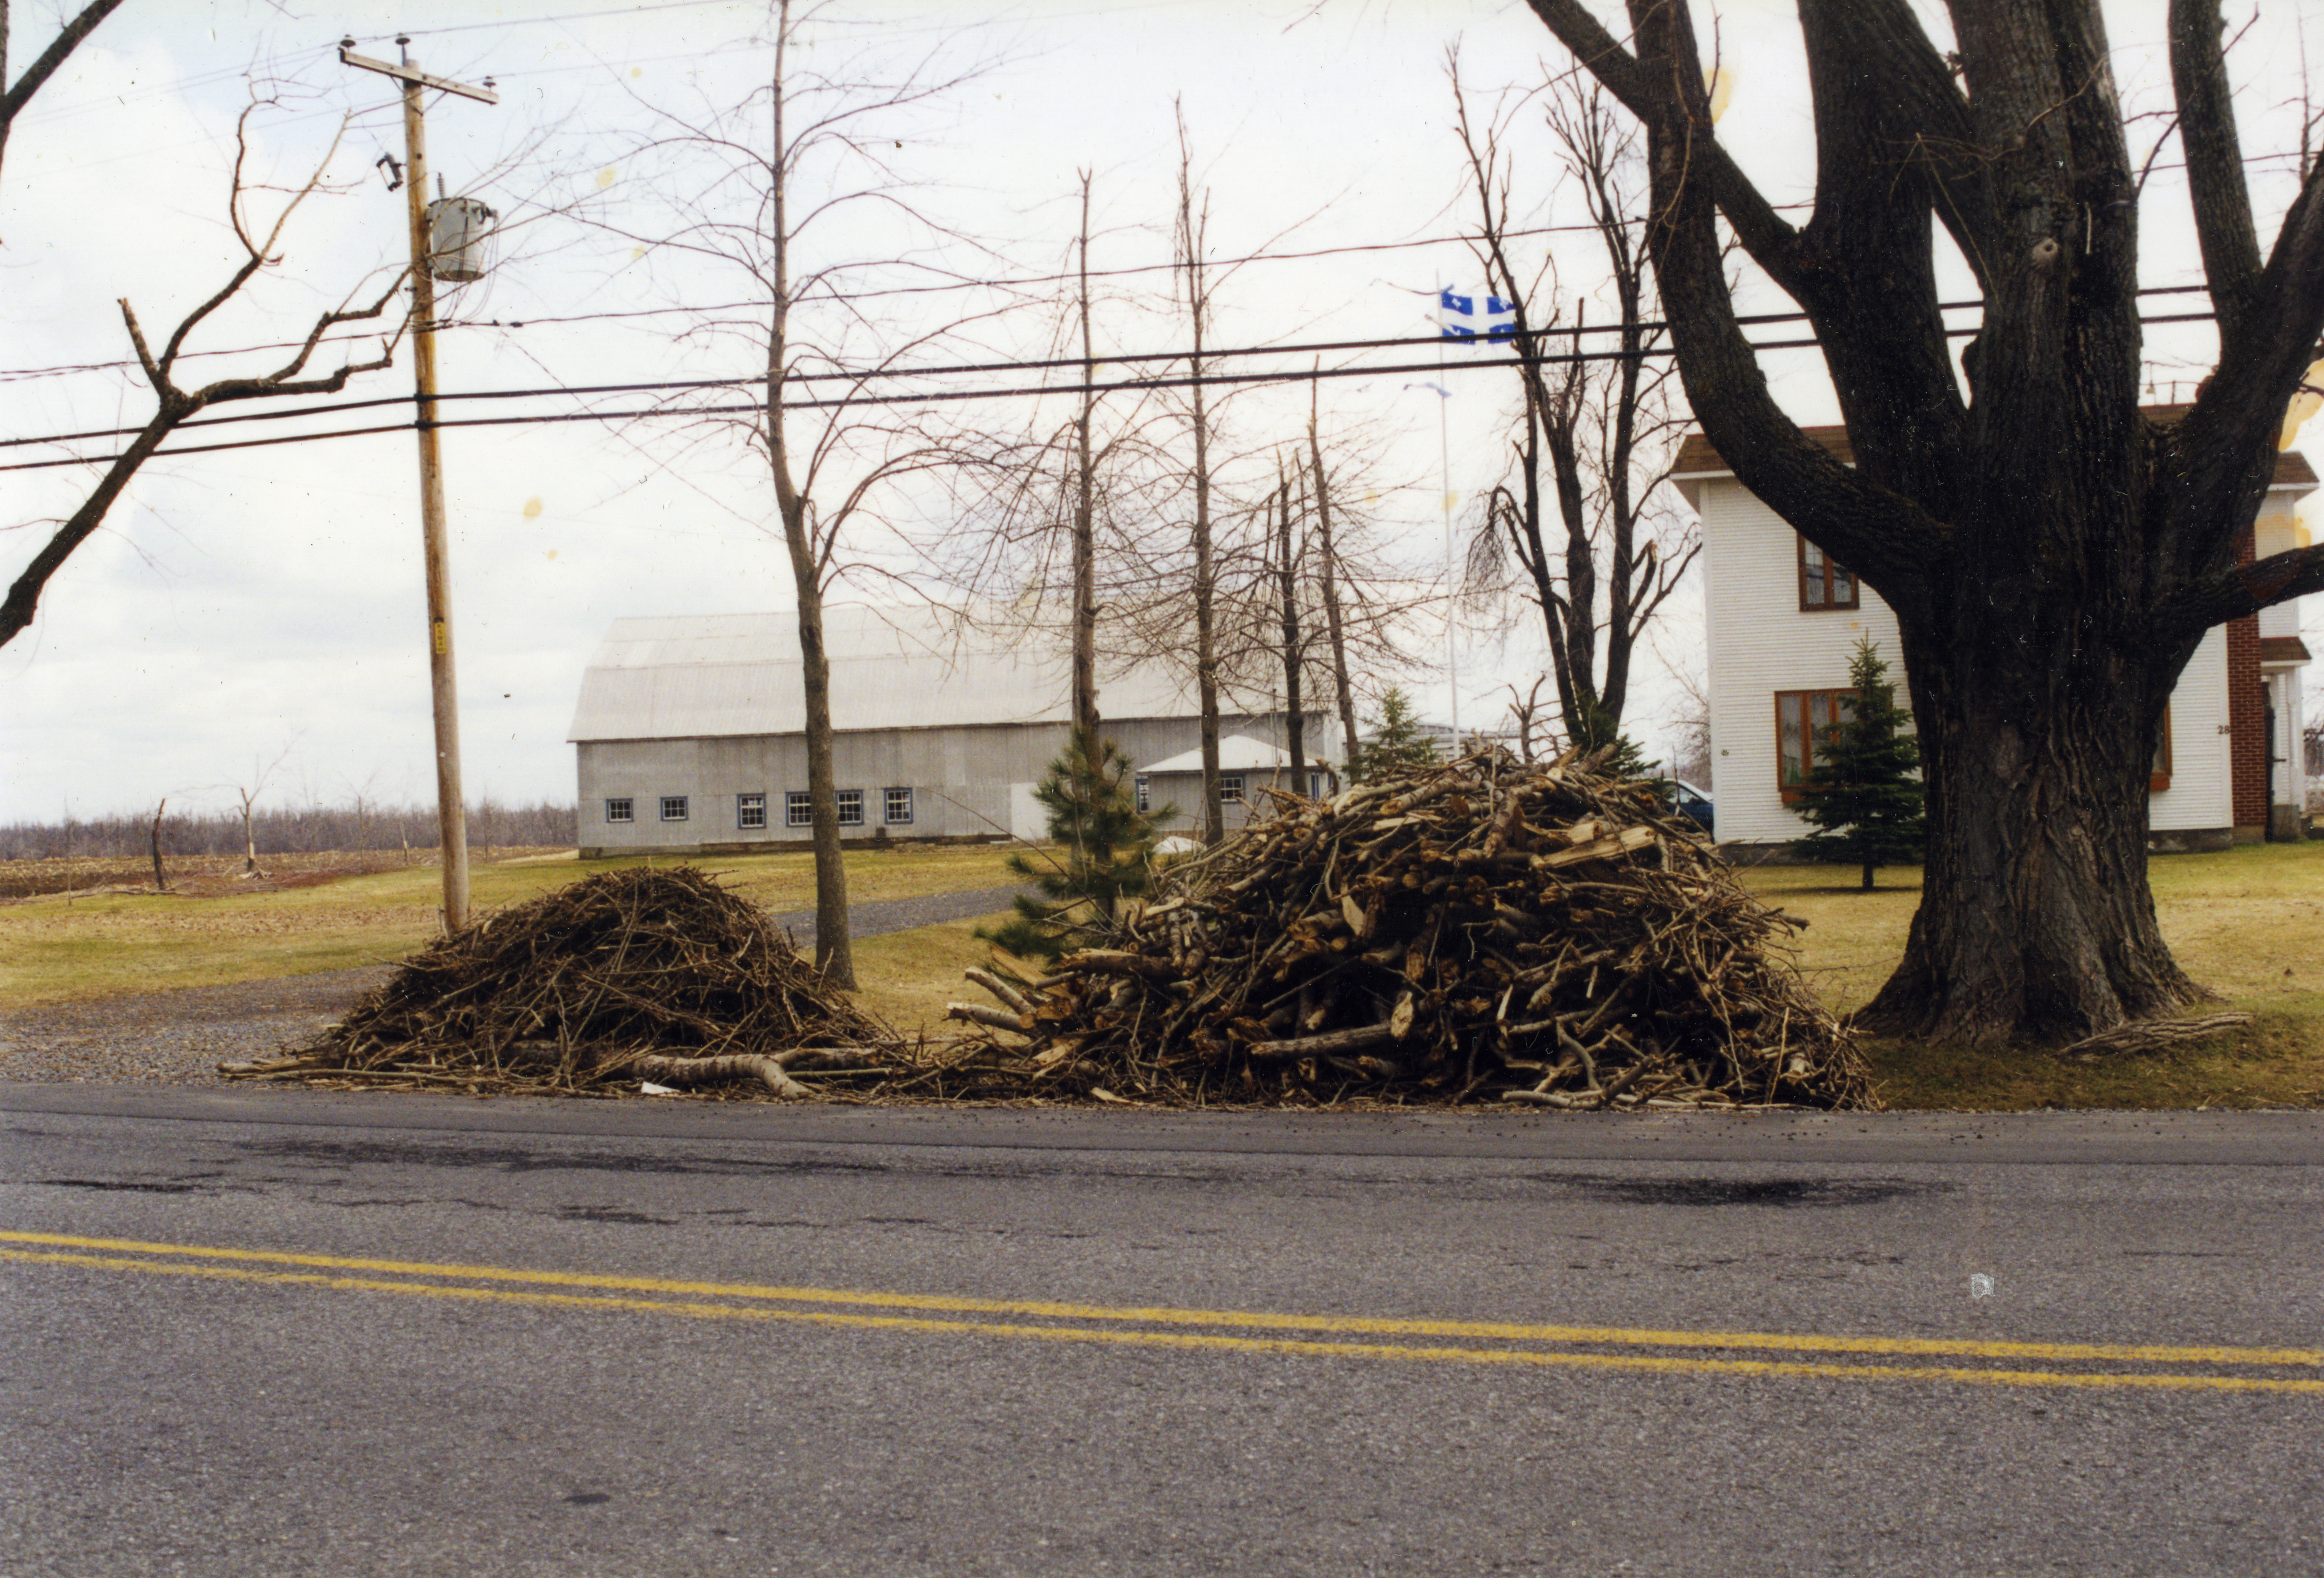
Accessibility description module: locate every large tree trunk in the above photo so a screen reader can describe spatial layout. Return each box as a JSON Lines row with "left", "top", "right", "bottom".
{"left": 1865, "top": 622, "right": 2202, "bottom": 1038}
{"left": 1520, "top": 0, "right": 2324, "bottom": 1043}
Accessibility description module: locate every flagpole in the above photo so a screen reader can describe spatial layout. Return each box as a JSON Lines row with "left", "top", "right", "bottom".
{"left": 1437, "top": 314, "right": 1457, "bottom": 745}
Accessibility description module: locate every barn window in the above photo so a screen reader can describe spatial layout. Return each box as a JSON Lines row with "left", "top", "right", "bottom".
{"left": 836, "top": 789, "right": 865, "bottom": 827}
{"left": 659, "top": 795, "right": 689, "bottom": 823}
{"left": 1797, "top": 535, "right": 1858, "bottom": 610}
{"left": 785, "top": 791, "right": 812, "bottom": 827}
{"left": 605, "top": 797, "right": 633, "bottom": 824}
{"left": 2152, "top": 706, "right": 2172, "bottom": 792}
{"left": 883, "top": 787, "right": 913, "bottom": 825}
{"left": 1219, "top": 774, "right": 1245, "bottom": 804}
{"left": 736, "top": 793, "right": 766, "bottom": 829}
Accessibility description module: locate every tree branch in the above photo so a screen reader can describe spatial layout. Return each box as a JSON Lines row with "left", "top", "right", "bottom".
{"left": 2168, "top": 0, "right": 2262, "bottom": 342}
{"left": 0, "top": 0, "right": 123, "bottom": 180}
{"left": 2158, "top": 544, "right": 2324, "bottom": 635}
{"left": 1526, "top": 0, "right": 1810, "bottom": 297}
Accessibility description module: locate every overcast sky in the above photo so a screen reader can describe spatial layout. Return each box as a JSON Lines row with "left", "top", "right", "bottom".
{"left": 4, "top": 0, "right": 2319, "bottom": 826}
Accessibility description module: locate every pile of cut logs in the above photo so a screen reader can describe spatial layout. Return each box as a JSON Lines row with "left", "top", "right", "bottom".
{"left": 944, "top": 750, "right": 1876, "bottom": 1109}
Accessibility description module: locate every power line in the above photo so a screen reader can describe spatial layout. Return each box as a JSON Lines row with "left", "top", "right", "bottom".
{"left": 0, "top": 288, "right": 2223, "bottom": 454}
{"left": 0, "top": 309, "right": 2230, "bottom": 475}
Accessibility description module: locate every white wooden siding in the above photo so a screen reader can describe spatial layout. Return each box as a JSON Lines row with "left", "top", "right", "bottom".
{"left": 1697, "top": 475, "right": 2234, "bottom": 842}
{"left": 1699, "top": 479, "right": 1903, "bottom": 844}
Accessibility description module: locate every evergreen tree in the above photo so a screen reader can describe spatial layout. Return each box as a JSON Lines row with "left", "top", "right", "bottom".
{"left": 1795, "top": 636, "right": 1925, "bottom": 890}
{"left": 978, "top": 728, "right": 1168, "bottom": 959}
{"left": 1347, "top": 687, "right": 1440, "bottom": 783}
{"left": 1572, "top": 701, "right": 1655, "bottom": 782}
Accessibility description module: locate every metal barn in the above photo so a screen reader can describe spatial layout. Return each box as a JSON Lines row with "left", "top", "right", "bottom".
{"left": 568, "top": 606, "right": 1338, "bottom": 856}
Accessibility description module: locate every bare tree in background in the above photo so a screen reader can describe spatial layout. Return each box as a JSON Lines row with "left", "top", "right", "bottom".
{"left": 1498, "top": 676, "right": 1553, "bottom": 763}
{"left": 932, "top": 174, "right": 1174, "bottom": 744}
{"left": 605, "top": 0, "right": 1003, "bottom": 987}
{"left": 2, "top": 103, "right": 403, "bottom": 647}
{"left": 1451, "top": 55, "right": 1695, "bottom": 754}
{"left": 1173, "top": 103, "right": 1231, "bottom": 842}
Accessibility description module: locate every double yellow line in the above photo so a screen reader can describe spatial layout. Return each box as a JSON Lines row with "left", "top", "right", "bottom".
{"left": 5, "top": 1228, "right": 2319, "bottom": 1395}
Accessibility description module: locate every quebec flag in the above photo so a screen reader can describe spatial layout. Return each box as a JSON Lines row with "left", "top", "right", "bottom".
{"left": 1439, "top": 287, "right": 1517, "bottom": 343}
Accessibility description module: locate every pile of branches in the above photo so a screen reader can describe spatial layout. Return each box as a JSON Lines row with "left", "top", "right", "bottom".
{"left": 226, "top": 866, "right": 907, "bottom": 1097}
{"left": 943, "top": 751, "right": 1876, "bottom": 1109}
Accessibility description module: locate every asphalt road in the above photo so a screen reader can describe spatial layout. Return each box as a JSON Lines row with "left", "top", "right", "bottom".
{"left": 4, "top": 1085, "right": 2321, "bottom": 1577}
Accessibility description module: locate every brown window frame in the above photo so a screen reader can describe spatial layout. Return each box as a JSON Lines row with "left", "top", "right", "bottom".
{"left": 2151, "top": 706, "right": 2172, "bottom": 793}
{"left": 1775, "top": 688, "right": 1859, "bottom": 803}
{"left": 1796, "top": 533, "right": 1859, "bottom": 611}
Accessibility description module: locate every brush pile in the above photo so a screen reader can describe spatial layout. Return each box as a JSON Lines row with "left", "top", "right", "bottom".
{"left": 225, "top": 866, "right": 907, "bottom": 1097}
{"left": 943, "top": 751, "right": 1875, "bottom": 1109}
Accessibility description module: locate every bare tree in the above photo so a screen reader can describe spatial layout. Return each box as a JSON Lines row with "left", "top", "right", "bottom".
{"left": 603, "top": 1, "right": 1003, "bottom": 987}
{"left": 1172, "top": 104, "right": 1233, "bottom": 843}
{"left": 147, "top": 797, "right": 168, "bottom": 893}
{"left": 2, "top": 103, "right": 403, "bottom": 648}
{"left": 1452, "top": 54, "right": 1695, "bottom": 754}
{"left": 1524, "top": 0, "right": 2324, "bottom": 1043}
{"left": 0, "top": 0, "right": 122, "bottom": 203}
{"left": 1272, "top": 456, "right": 1308, "bottom": 792}
{"left": 1499, "top": 676, "right": 1554, "bottom": 763}
{"left": 1306, "top": 377, "right": 1362, "bottom": 770}
{"left": 233, "top": 741, "right": 297, "bottom": 877}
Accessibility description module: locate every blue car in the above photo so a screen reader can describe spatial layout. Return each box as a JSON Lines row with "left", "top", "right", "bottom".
{"left": 1671, "top": 781, "right": 1714, "bottom": 835}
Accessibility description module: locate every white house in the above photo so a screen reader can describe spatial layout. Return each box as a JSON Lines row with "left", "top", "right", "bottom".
{"left": 1675, "top": 422, "right": 2315, "bottom": 851}
{"left": 567, "top": 606, "right": 1338, "bottom": 856}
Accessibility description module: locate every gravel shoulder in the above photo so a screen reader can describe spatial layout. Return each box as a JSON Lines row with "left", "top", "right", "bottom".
{"left": 0, "top": 883, "right": 1029, "bottom": 1087}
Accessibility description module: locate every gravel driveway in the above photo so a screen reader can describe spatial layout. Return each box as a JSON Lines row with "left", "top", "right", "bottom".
{"left": 0, "top": 883, "right": 1029, "bottom": 1089}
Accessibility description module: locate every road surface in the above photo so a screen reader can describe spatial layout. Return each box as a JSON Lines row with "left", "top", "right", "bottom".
{"left": 4, "top": 1085, "right": 2320, "bottom": 1575}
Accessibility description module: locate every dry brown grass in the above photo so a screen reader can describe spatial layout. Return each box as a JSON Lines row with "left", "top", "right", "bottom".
{"left": 1735, "top": 841, "right": 2324, "bottom": 1110}
{"left": 0, "top": 844, "right": 1016, "bottom": 1008}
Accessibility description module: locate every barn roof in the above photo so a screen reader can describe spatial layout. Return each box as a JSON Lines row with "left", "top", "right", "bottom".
{"left": 568, "top": 606, "right": 1244, "bottom": 743}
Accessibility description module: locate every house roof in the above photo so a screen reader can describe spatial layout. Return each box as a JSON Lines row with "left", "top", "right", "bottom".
{"left": 1142, "top": 733, "right": 1332, "bottom": 775}
{"left": 1673, "top": 411, "right": 2320, "bottom": 490}
{"left": 569, "top": 605, "right": 1245, "bottom": 743}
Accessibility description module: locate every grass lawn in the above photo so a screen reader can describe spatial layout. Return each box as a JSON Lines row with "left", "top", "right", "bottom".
{"left": 0, "top": 844, "right": 1018, "bottom": 1007}
{"left": 1737, "top": 839, "right": 2324, "bottom": 1110}
{"left": 7, "top": 837, "right": 2318, "bottom": 1112}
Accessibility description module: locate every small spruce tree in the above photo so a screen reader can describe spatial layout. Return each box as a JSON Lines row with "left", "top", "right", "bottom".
{"left": 1347, "top": 687, "right": 1441, "bottom": 783}
{"left": 1795, "top": 636, "right": 1926, "bottom": 890}
{"left": 978, "top": 728, "right": 1168, "bottom": 959}
{"left": 1572, "top": 701, "right": 1655, "bottom": 782}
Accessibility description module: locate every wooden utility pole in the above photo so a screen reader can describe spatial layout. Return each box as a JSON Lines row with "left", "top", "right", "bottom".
{"left": 339, "top": 37, "right": 496, "bottom": 932}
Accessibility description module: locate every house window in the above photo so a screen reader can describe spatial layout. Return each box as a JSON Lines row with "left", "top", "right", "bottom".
{"left": 1307, "top": 769, "right": 1327, "bottom": 798}
{"left": 1219, "top": 774, "right": 1245, "bottom": 804}
{"left": 1797, "top": 535, "right": 1858, "bottom": 610}
{"left": 837, "top": 789, "right": 865, "bottom": 827}
{"left": 884, "top": 787, "right": 914, "bottom": 825}
{"left": 1135, "top": 775, "right": 1150, "bottom": 813}
{"left": 785, "top": 791, "right": 812, "bottom": 827}
{"left": 659, "top": 795, "right": 689, "bottom": 823}
{"left": 605, "top": 797, "right": 634, "bottom": 825}
{"left": 737, "top": 793, "right": 766, "bottom": 829}
{"left": 1775, "top": 689, "right": 1858, "bottom": 802}
{"left": 2152, "top": 707, "right": 2172, "bottom": 792}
